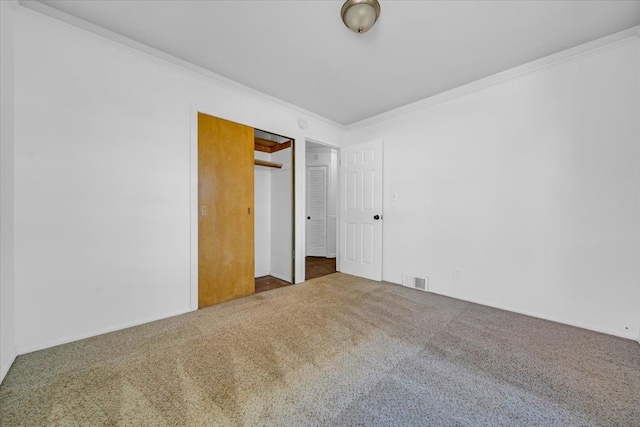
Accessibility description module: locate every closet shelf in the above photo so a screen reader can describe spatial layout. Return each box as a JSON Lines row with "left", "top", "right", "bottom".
{"left": 255, "top": 138, "right": 291, "bottom": 154}
{"left": 254, "top": 159, "right": 282, "bottom": 169}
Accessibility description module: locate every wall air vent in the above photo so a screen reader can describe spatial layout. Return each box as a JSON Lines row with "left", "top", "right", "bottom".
{"left": 403, "top": 274, "right": 428, "bottom": 292}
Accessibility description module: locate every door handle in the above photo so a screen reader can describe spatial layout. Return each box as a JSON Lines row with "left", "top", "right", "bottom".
{"left": 307, "top": 216, "right": 311, "bottom": 220}
{"left": 374, "top": 214, "right": 381, "bottom": 220}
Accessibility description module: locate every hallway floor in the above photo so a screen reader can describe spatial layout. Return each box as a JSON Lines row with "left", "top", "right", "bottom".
{"left": 305, "top": 256, "right": 336, "bottom": 280}
{"left": 254, "top": 257, "right": 336, "bottom": 294}
{"left": 255, "top": 276, "right": 290, "bottom": 293}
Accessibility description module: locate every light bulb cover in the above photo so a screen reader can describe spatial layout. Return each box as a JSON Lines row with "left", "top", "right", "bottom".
{"left": 341, "top": 0, "right": 381, "bottom": 34}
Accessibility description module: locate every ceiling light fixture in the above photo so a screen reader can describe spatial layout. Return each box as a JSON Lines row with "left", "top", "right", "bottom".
{"left": 341, "top": 0, "right": 381, "bottom": 34}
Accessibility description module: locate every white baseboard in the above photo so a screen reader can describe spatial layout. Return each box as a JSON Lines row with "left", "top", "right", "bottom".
{"left": 326, "top": 254, "right": 336, "bottom": 259}
{"left": 385, "top": 280, "right": 638, "bottom": 341}
{"left": 425, "top": 287, "right": 637, "bottom": 341}
{"left": 1, "top": 352, "right": 17, "bottom": 384}
{"left": 16, "top": 307, "right": 195, "bottom": 355}
{"left": 269, "top": 272, "right": 292, "bottom": 283}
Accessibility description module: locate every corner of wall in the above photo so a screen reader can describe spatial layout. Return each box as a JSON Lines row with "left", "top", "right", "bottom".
{"left": 1, "top": 354, "right": 17, "bottom": 384}
{"left": 347, "top": 26, "right": 640, "bottom": 341}
{"left": 0, "top": 0, "right": 17, "bottom": 384}
{"left": 345, "top": 25, "right": 640, "bottom": 135}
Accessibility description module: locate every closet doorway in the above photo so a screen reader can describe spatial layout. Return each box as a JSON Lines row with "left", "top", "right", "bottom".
{"left": 253, "top": 129, "right": 295, "bottom": 293}
{"left": 305, "top": 140, "right": 338, "bottom": 280}
{"left": 197, "top": 112, "right": 295, "bottom": 307}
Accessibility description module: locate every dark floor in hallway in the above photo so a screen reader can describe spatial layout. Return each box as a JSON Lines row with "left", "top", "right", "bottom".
{"left": 306, "top": 256, "right": 336, "bottom": 280}
{"left": 255, "top": 275, "right": 290, "bottom": 293}
{"left": 255, "top": 257, "right": 336, "bottom": 294}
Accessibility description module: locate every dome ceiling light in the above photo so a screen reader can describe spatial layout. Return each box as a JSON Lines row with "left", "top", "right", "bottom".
{"left": 341, "top": 0, "right": 381, "bottom": 34}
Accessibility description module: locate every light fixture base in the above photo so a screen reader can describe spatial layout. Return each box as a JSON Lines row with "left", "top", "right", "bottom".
{"left": 341, "top": 0, "right": 381, "bottom": 34}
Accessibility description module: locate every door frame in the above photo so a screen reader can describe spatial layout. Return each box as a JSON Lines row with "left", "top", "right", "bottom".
{"left": 190, "top": 105, "right": 298, "bottom": 309}
{"left": 255, "top": 126, "right": 296, "bottom": 285}
{"left": 304, "top": 138, "right": 341, "bottom": 281}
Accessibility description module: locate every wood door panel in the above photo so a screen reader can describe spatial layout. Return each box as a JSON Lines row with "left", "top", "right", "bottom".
{"left": 198, "top": 113, "right": 254, "bottom": 308}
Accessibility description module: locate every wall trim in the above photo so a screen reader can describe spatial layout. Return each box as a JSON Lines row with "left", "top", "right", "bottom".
{"left": 304, "top": 138, "right": 342, "bottom": 278}
{"left": 14, "top": 0, "right": 346, "bottom": 131}
{"left": 16, "top": 307, "right": 195, "bottom": 356}
{"left": 189, "top": 106, "right": 199, "bottom": 310}
{"left": 305, "top": 138, "right": 341, "bottom": 151}
{"left": 1, "top": 352, "right": 17, "bottom": 384}
{"left": 15, "top": 2, "right": 639, "bottom": 132}
{"left": 411, "top": 285, "right": 638, "bottom": 341}
{"left": 307, "top": 146, "right": 334, "bottom": 154}
{"left": 348, "top": 25, "right": 640, "bottom": 131}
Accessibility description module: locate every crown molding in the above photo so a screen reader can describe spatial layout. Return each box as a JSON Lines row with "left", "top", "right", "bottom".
{"left": 14, "top": 1, "right": 347, "bottom": 131}
{"left": 347, "top": 25, "right": 640, "bottom": 131}
{"left": 11, "top": 2, "right": 640, "bottom": 132}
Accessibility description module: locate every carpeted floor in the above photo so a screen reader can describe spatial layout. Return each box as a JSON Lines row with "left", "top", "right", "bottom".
{"left": 1, "top": 273, "right": 639, "bottom": 426}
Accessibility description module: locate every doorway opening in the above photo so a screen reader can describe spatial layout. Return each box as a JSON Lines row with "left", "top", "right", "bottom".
{"left": 305, "top": 140, "right": 338, "bottom": 280}
{"left": 254, "top": 129, "right": 295, "bottom": 293}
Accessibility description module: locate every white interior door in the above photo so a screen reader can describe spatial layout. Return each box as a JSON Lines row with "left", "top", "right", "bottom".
{"left": 306, "top": 166, "right": 327, "bottom": 257}
{"left": 339, "top": 140, "right": 383, "bottom": 281}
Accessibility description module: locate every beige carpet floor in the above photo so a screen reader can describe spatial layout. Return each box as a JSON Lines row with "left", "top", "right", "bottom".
{"left": 1, "top": 273, "right": 639, "bottom": 426}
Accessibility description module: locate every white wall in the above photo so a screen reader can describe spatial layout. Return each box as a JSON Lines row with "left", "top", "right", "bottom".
{"left": 13, "top": 8, "right": 344, "bottom": 353}
{"left": 9, "top": 2, "right": 638, "bottom": 359}
{"left": 306, "top": 146, "right": 338, "bottom": 257}
{"left": 1, "top": 0, "right": 17, "bottom": 383}
{"left": 270, "top": 147, "right": 293, "bottom": 282}
{"left": 254, "top": 151, "right": 272, "bottom": 278}
{"left": 254, "top": 147, "right": 293, "bottom": 282}
{"left": 347, "top": 36, "right": 640, "bottom": 340}
{"left": 636, "top": 37, "right": 640, "bottom": 345}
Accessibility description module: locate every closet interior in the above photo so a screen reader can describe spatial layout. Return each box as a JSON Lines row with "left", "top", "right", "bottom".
{"left": 254, "top": 129, "right": 294, "bottom": 293}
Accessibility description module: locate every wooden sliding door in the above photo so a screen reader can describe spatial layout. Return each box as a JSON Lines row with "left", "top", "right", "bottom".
{"left": 198, "top": 112, "right": 254, "bottom": 308}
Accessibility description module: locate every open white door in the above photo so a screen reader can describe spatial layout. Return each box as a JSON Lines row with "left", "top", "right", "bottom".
{"left": 339, "top": 140, "right": 383, "bottom": 281}
{"left": 306, "top": 166, "right": 327, "bottom": 257}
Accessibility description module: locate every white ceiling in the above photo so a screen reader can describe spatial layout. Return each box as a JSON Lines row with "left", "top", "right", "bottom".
{"left": 25, "top": 0, "right": 640, "bottom": 125}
